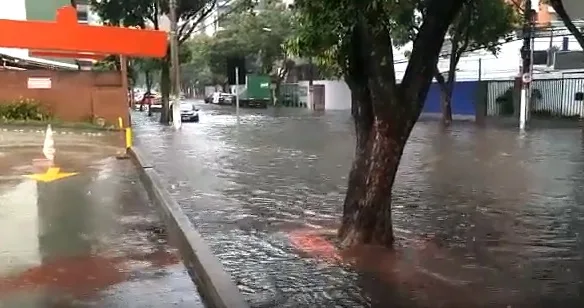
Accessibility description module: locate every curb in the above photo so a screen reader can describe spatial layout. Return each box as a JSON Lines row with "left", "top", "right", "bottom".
{"left": 128, "top": 146, "right": 249, "bottom": 308}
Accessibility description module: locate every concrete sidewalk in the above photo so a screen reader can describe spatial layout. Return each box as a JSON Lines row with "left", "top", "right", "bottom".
{"left": 0, "top": 147, "right": 205, "bottom": 307}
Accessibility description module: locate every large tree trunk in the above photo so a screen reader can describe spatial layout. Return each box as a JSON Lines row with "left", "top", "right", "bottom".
{"left": 338, "top": 0, "right": 465, "bottom": 248}
{"left": 549, "top": 0, "right": 584, "bottom": 49}
{"left": 159, "top": 60, "right": 171, "bottom": 124}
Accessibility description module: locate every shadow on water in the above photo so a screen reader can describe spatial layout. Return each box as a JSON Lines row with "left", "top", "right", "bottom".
{"left": 133, "top": 103, "right": 584, "bottom": 307}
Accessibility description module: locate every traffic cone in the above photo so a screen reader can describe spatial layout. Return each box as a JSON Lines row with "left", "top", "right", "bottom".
{"left": 33, "top": 124, "right": 55, "bottom": 171}
{"left": 42, "top": 124, "right": 55, "bottom": 162}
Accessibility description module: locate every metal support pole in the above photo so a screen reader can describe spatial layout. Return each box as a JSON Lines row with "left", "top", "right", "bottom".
{"left": 308, "top": 57, "right": 314, "bottom": 109}
{"left": 169, "top": 0, "right": 181, "bottom": 129}
{"left": 120, "top": 55, "right": 129, "bottom": 107}
{"left": 519, "top": 0, "right": 533, "bottom": 130}
{"left": 478, "top": 58, "right": 482, "bottom": 81}
{"left": 235, "top": 66, "right": 240, "bottom": 125}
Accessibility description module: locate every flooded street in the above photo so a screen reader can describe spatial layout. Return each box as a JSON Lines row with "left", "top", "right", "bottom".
{"left": 0, "top": 145, "right": 204, "bottom": 307}
{"left": 133, "top": 103, "right": 584, "bottom": 307}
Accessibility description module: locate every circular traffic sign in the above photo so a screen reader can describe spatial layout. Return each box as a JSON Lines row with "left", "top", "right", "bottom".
{"left": 522, "top": 73, "right": 532, "bottom": 83}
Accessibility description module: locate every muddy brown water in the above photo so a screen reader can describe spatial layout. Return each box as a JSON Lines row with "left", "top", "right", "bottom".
{"left": 133, "top": 104, "right": 584, "bottom": 307}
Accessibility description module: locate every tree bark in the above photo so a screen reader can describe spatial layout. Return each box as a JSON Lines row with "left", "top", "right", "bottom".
{"left": 159, "top": 60, "right": 171, "bottom": 124}
{"left": 145, "top": 70, "right": 153, "bottom": 92}
{"left": 549, "top": 0, "right": 584, "bottom": 50}
{"left": 338, "top": 0, "right": 465, "bottom": 248}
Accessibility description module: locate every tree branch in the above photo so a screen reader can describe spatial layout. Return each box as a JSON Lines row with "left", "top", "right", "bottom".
{"left": 178, "top": 0, "right": 217, "bottom": 44}
{"left": 433, "top": 67, "right": 449, "bottom": 92}
{"left": 549, "top": 0, "right": 584, "bottom": 49}
{"left": 401, "top": 0, "right": 465, "bottom": 111}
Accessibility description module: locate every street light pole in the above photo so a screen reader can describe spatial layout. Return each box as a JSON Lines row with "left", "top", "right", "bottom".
{"left": 519, "top": 0, "right": 534, "bottom": 130}
{"left": 169, "top": 0, "right": 181, "bottom": 129}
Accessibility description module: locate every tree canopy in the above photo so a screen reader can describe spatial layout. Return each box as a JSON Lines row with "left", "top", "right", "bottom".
{"left": 205, "top": 0, "right": 296, "bottom": 81}
{"left": 433, "top": 0, "right": 517, "bottom": 124}
{"left": 91, "top": 0, "right": 217, "bottom": 123}
{"left": 177, "top": 0, "right": 296, "bottom": 94}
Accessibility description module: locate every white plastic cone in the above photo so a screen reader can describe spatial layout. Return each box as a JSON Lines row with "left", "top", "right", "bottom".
{"left": 42, "top": 124, "right": 55, "bottom": 162}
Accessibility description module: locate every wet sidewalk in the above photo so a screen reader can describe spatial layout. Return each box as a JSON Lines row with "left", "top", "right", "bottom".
{"left": 0, "top": 147, "right": 205, "bottom": 307}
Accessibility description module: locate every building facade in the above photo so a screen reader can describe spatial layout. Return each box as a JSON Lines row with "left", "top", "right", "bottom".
{"left": 0, "top": 0, "right": 95, "bottom": 69}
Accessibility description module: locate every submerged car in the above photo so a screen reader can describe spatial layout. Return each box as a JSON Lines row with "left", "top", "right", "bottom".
{"left": 177, "top": 101, "right": 199, "bottom": 122}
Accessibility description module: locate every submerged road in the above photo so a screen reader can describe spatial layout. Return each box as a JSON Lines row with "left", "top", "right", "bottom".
{"left": 133, "top": 103, "right": 584, "bottom": 307}
{"left": 0, "top": 140, "right": 204, "bottom": 307}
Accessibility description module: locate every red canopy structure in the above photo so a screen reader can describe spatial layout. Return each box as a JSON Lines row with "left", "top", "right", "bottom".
{"left": 0, "top": 6, "right": 167, "bottom": 59}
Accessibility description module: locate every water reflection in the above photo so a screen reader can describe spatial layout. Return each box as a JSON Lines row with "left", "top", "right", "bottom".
{"left": 37, "top": 176, "right": 93, "bottom": 262}
{"left": 133, "top": 105, "right": 584, "bottom": 307}
{"left": 0, "top": 180, "right": 40, "bottom": 276}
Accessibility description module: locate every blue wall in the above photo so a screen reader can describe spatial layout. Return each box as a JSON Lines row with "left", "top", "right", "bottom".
{"left": 422, "top": 81, "right": 478, "bottom": 116}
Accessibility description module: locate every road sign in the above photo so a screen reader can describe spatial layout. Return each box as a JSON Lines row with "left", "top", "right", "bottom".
{"left": 25, "top": 167, "right": 78, "bottom": 182}
{"left": 522, "top": 73, "right": 532, "bottom": 83}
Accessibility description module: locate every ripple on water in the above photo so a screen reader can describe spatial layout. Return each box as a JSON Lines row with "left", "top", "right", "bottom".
{"left": 133, "top": 107, "right": 584, "bottom": 307}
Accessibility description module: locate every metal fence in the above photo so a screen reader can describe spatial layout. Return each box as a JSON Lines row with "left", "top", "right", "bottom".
{"left": 279, "top": 83, "right": 305, "bottom": 107}
{"left": 485, "top": 77, "right": 584, "bottom": 117}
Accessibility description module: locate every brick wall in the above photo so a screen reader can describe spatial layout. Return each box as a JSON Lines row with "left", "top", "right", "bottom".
{"left": 0, "top": 70, "right": 128, "bottom": 127}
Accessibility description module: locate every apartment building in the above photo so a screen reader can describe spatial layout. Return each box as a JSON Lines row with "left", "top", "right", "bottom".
{"left": 0, "top": 0, "right": 78, "bottom": 69}
{"left": 23, "top": 0, "right": 95, "bottom": 68}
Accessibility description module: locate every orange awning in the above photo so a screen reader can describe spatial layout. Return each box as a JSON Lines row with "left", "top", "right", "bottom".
{"left": 0, "top": 6, "right": 167, "bottom": 58}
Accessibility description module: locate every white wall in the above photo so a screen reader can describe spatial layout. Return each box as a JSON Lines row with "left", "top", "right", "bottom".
{"left": 0, "top": 0, "right": 28, "bottom": 58}
{"left": 393, "top": 33, "right": 584, "bottom": 83}
{"left": 299, "top": 80, "right": 352, "bottom": 110}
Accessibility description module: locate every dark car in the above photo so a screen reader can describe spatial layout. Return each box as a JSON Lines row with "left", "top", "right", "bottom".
{"left": 171, "top": 101, "right": 199, "bottom": 122}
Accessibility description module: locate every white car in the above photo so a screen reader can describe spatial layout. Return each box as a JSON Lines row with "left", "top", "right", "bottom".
{"left": 210, "top": 92, "right": 234, "bottom": 105}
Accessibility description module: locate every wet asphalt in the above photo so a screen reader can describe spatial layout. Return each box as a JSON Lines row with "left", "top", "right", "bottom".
{"left": 0, "top": 137, "right": 205, "bottom": 307}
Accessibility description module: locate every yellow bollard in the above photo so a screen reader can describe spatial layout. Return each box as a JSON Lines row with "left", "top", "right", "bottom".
{"left": 125, "top": 127, "right": 132, "bottom": 149}
{"left": 118, "top": 117, "right": 124, "bottom": 129}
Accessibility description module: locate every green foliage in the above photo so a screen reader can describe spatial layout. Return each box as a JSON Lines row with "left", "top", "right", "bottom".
{"left": 496, "top": 87, "right": 542, "bottom": 116}
{"left": 208, "top": 0, "right": 295, "bottom": 77}
{"left": 90, "top": 0, "right": 217, "bottom": 40}
{"left": 93, "top": 55, "right": 120, "bottom": 71}
{"left": 448, "top": 0, "right": 517, "bottom": 56}
{"left": 290, "top": 0, "right": 515, "bottom": 80}
{"left": 0, "top": 98, "right": 52, "bottom": 121}
{"left": 181, "top": 0, "right": 296, "bottom": 86}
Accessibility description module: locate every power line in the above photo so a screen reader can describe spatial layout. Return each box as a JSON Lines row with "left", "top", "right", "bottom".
{"left": 192, "top": 0, "right": 250, "bottom": 34}
{"left": 393, "top": 29, "right": 581, "bottom": 65}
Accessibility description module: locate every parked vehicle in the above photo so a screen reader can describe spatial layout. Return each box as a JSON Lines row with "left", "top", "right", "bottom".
{"left": 137, "top": 92, "right": 163, "bottom": 111}
{"left": 236, "top": 75, "right": 270, "bottom": 108}
{"left": 205, "top": 92, "right": 234, "bottom": 105}
{"left": 170, "top": 101, "right": 200, "bottom": 122}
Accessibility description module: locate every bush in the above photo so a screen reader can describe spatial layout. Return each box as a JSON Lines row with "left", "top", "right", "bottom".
{"left": 0, "top": 98, "right": 52, "bottom": 121}
{"left": 495, "top": 86, "right": 542, "bottom": 116}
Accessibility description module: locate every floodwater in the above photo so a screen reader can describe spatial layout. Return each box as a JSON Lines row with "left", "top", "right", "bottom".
{"left": 0, "top": 145, "right": 204, "bottom": 307}
{"left": 133, "top": 104, "right": 584, "bottom": 307}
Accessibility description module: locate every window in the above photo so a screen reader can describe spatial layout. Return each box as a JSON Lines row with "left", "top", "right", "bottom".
{"left": 532, "top": 50, "right": 548, "bottom": 65}
{"left": 77, "top": 10, "right": 88, "bottom": 22}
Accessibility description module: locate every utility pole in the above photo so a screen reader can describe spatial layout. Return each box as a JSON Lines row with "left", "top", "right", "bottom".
{"left": 519, "top": 0, "right": 534, "bottom": 130}
{"left": 308, "top": 57, "right": 314, "bottom": 109}
{"left": 169, "top": 0, "right": 182, "bottom": 129}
